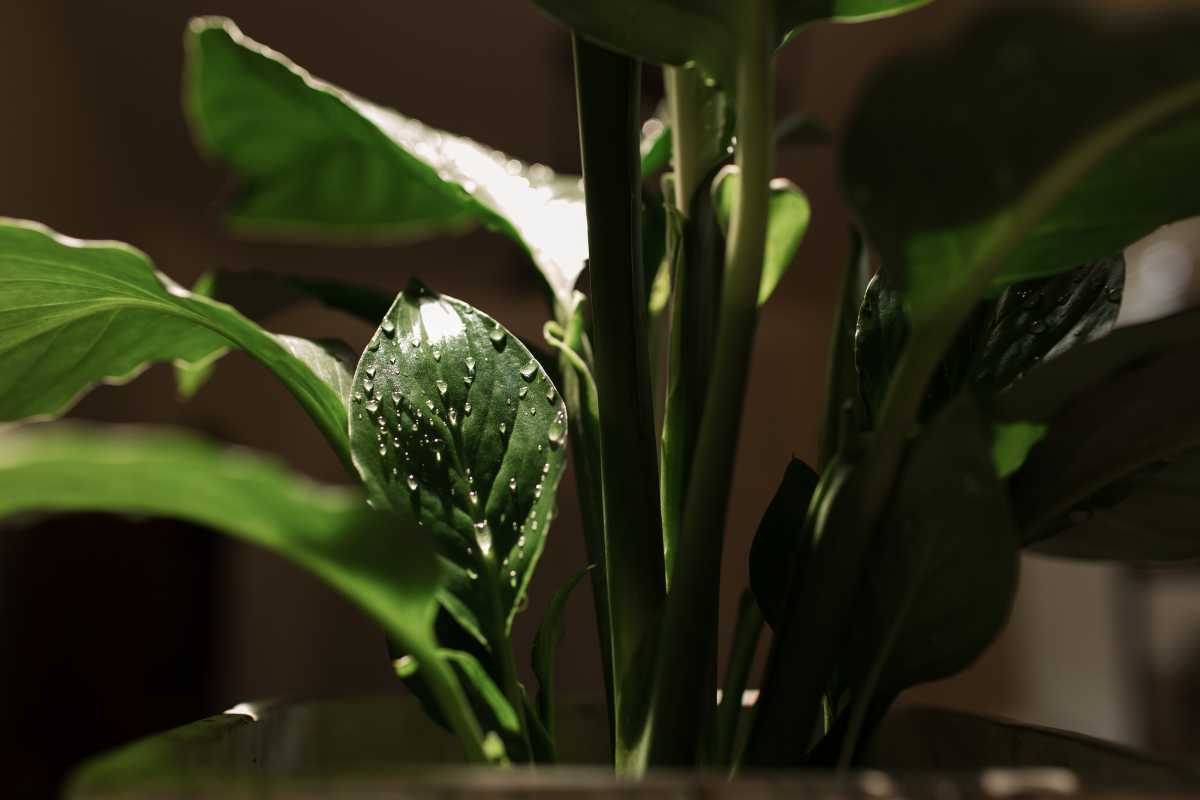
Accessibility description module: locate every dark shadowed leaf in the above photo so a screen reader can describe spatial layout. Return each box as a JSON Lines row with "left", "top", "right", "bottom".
{"left": 844, "top": 398, "right": 1019, "bottom": 698}
{"left": 0, "top": 219, "right": 354, "bottom": 468}
{"left": 186, "top": 18, "right": 588, "bottom": 303}
{"left": 349, "top": 282, "right": 569, "bottom": 645}
{"left": 0, "top": 423, "right": 441, "bottom": 658}
{"left": 749, "top": 458, "right": 820, "bottom": 629}
{"left": 844, "top": 7, "right": 1200, "bottom": 340}
{"left": 998, "top": 314, "right": 1200, "bottom": 560}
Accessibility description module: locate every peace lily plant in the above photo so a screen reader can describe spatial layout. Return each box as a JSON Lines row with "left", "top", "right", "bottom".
{"left": 4, "top": 0, "right": 1200, "bottom": 780}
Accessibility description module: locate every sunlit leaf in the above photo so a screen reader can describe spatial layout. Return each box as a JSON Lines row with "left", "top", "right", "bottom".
{"left": 186, "top": 17, "right": 589, "bottom": 303}
{"left": 0, "top": 219, "right": 353, "bottom": 469}
{"left": 712, "top": 168, "right": 811, "bottom": 305}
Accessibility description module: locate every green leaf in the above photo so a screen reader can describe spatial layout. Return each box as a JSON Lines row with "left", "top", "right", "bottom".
{"left": 0, "top": 423, "right": 441, "bottom": 659}
{"left": 531, "top": 566, "right": 590, "bottom": 740}
{"left": 439, "top": 650, "right": 521, "bottom": 734}
{"left": 748, "top": 458, "right": 820, "bottom": 629}
{"left": 843, "top": 7, "right": 1200, "bottom": 332}
{"left": 533, "top": 1, "right": 931, "bottom": 87}
{"left": 837, "top": 398, "right": 1020, "bottom": 756}
{"left": 173, "top": 271, "right": 226, "bottom": 399}
{"left": 640, "top": 104, "right": 671, "bottom": 177}
{"left": 712, "top": 169, "right": 811, "bottom": 306}
{"left": 992, "top": 421, "right": 1048, "bottom": 480}
{"left": 185, "top": 17, "right": 589, "bottom": 304}
{"left": 863, "top": 706, "right": 1198, "bottom": 784}
{"left": 777, "top": 1, "right": 932, "bottom": 41}
{"left": 348, "top": 282, "right": 569, "bottom": 644}
{"left": 855, "top": 256, "right": 1125, "bottom": 426}
{"left": 996, "top": 312, "right": 1200, "bottom": 560}
{"left": 0, "top": 219, "right": 354, "bottom": 470}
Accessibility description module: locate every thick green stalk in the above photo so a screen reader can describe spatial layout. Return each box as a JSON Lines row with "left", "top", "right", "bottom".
{"left": 572, "top": 35, "right": 666, "bottom": 772}
{"left": 666, "top": 66, "right": 710, "bottom": 213}
{"left": 646, "top": 0, "right": 774, "bottom": 767}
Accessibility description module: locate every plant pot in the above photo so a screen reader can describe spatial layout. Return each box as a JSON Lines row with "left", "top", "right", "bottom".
{"left": 67, "top": 694, "right": 1199, "bottom": 798}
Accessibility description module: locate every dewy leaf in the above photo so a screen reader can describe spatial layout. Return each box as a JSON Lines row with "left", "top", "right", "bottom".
{"left": 749, "top": 458, "right": 820, "bottom": 629}
{"left": 0, "top": 219, "right": 354, "bottom": 469}
{"left": 349, "top": 282, "right": 569, "bottom": 643}
{"left": 531, "top": 566, "right": 590, "bottom": 739}
{"left": 855, "top": 257, "right": 1125, "bottom": 426}
{"left": 185, "top": 17, "right": 589, "bottom": 304}
{"left": 0, "top": 423, "right": 442, "bottom": 660}
{"left": 843, "top": 7, "right": 1200, "bottom": 331}
{"left": 712, "top": 168, "right": 811, "bottom": 306}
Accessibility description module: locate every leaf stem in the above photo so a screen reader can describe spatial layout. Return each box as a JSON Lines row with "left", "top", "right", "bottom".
{"left": 716, "top": 589, "right": 764, "bottom": 768}
{"left": 411, "top": 643, "right": 491, "bottom": 764}
{"left": 646, "top": 0, "right": 774, "bottom": 767}
{"left": 572, "top": 35, "right": 667, "bottom": 772}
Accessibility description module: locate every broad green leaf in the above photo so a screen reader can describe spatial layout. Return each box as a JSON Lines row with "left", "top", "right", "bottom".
{"left": 186, "top": 17, "right": 588, "bottom": 303}
{"left": 863, "top": 706, "right": 1197, "bottom": 785}
{"left": 0, "top": 423, "right": 441, "bottom": 659}
{"left": 843, "top": 8, "right": 1200, "bottom": 330}
{"left": 838, "top": 398, "right": 1019, "bottom": 754}
{"left": 349, "top": 282, "right": 569, "bottom": 645}
{"left": 531, "top": 566, "right": 590, "bottom": 740}
{"left": 533, "top": 1, "right": 931, "bottom": 87}
{"left": 0, "top": 219, "right": 353, "bottom": 469}
{"left": 712, "top": 169, "right": 811, "bottom": 305}
{"left": 991, "top": 421, "right": 1048, "bottom": 480}
{"left": 748, "top": 458, "right": 820, "bottom": 629}
{"left": 855, "top": 257, "right": 1125, "bottom": 426}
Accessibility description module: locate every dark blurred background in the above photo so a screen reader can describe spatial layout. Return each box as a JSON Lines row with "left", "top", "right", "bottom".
{"left": 3, "top": 1, "right": 1200, "bottom": 795}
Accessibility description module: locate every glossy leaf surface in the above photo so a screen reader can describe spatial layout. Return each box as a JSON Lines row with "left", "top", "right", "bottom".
{"left": 855, "top": 257, "right": 1124, "bottom": 426}
{"left": 349, "top": 283, "right": 569, "bottom": 642}
{"left": 712, "top": 169, "right": 811, "bottom": 305}
{"left": 0, "top": 424, "right": 441, "bottom": 655}
{"left": 0, "top": 219, "right": 353, "bottom": 467}
{"left": 749, "top": 458, "right": 820, "bottom": 629}
{"left": 843, "top": 8, "right": 1200, "bottom": 328}
{"left": 187, "top": 18, "right": 588, "bottom": 302}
